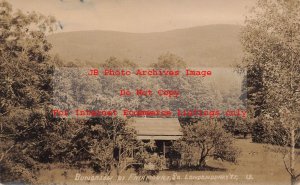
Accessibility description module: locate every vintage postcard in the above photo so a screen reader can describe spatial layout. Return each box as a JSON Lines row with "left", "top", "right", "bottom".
{"left": 0, "top": 0, "right": 299, "bottom": 185}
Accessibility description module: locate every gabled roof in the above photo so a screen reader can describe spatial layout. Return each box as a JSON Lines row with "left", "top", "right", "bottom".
{"left": 128, "top": 118, "right": 183, "bottom": 140}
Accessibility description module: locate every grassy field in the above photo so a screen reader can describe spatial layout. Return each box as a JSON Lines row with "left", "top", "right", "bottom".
{"left": 37, "top": 139, "right": 300, "bottom": 185}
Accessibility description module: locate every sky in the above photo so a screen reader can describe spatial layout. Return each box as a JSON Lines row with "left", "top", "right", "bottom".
{"left": 8, "top": 0, "right": 256, "bottom": 33}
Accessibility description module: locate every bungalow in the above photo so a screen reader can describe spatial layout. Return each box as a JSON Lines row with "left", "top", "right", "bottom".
{"left": 127, "top": 118, "right": 183, "bottom": 169}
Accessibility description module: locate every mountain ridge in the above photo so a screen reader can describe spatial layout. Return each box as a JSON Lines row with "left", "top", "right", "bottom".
{"left": 47, "top": 24, "right": 243, "bottom": 67}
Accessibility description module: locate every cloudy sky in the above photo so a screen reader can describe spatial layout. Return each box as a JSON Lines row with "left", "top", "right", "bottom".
{"left": 9, "top": 0, "right": 256, "bottom": 33}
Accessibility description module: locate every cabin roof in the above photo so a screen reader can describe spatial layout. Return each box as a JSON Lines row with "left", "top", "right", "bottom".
{"left": 128, "top": 118, "right": 183, "bottom": 140}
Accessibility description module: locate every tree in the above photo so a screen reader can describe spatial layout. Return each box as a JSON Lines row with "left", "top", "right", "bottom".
{"left": 222, "top": 87, "right": 251, "bottom": 138}
{"left": 174, "top": 121, "right": 239, "bottom": 168}
{"left": 67, "top": 117, "right": 143, "bottom": 174}
{"left": 0, "top": 1, "right": 60, "bottom": 183}
{"left": 240, "top": 0, "right": 300, "bottom": 184}
{"left": 223, "top": 117, "right": 252, "bottom": 138}
{"left": 151, "top": 53, "right": 215, "bottom": 114}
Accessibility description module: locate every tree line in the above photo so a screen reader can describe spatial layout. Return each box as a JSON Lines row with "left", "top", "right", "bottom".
{"left": 1, "top": 0, "right": 299, "bottom": 185}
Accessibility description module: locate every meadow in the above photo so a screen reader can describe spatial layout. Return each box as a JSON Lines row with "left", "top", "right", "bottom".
{"left": 37, "top": 139, "right": 300, "bottom": 185}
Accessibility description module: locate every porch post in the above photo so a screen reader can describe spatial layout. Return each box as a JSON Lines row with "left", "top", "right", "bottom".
{"left": 163, "top": 141, "right": 166, "bottom": 158}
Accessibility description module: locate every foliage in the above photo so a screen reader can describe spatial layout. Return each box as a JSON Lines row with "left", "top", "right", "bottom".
{"left": 223, "top": 117, "right": 252, "bottom": 138}
{"left": 133, "top": 143, "right": 164, "bottom": 181}
{"left": 66, "top": 117, "right": 143, "bottom": 174}
{"left": 53, "top": 53, "right": 215, "bottom": 117}
{"left": 0, "top": 0, "right": 60, "bottom": 183}
{"left": 251, "top": 119, "right": 268, "bottom": 143}
{"left": 174, "top": 121, "right": 239, "bottom": 168}
{"left": 240, "top": 0, "right": 300, "bottom": 184}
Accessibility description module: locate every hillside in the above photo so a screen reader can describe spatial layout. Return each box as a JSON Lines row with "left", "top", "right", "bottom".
{"left": 47, "top": 24, "right": 243, "bottom": 67}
